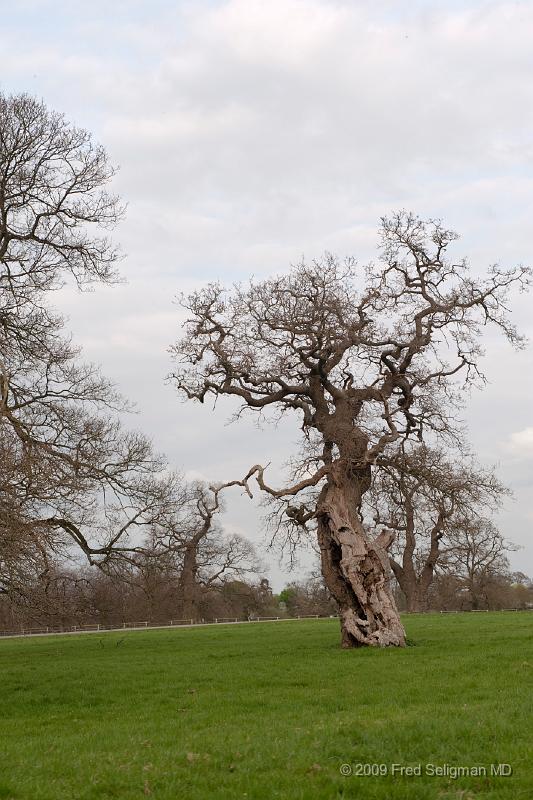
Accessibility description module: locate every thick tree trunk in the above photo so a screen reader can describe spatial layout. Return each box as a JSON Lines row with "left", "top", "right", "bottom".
{"left": 390, "top": 563, "right": 427, "bottom": 613}
{"left": 405, "top": 589, "right": 425, "bottom": 613}
{"left": 390, "top": 514, "right": 441, "bottom": 613}
{"left": 180, "top": 546, "right": 200, "bottom": 621}
{"left": 317, "top": 477, "right": 406, "bottom": 648}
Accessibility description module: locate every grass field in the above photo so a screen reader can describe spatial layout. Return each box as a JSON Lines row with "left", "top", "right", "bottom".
{"left": 0, "top": 613, "right": 532, "bottom": 800}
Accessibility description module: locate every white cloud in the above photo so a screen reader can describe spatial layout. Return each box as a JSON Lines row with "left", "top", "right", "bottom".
{"left": 507, "top": 428, "right": 533, "bottom": 458}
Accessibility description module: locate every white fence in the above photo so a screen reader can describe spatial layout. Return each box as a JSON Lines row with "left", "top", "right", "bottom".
{"left": 0, "top": 614, "right": 328, "bottom": 638}
{"left": 0, "top": 608, "right": 531, "bottom": 639}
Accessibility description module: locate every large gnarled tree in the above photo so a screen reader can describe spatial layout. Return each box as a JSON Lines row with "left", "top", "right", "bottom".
{"left": 171, "top": 213, "right": 529, "bottom": 648}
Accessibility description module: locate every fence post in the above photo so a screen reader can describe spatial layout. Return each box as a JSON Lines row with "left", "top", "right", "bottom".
{"left": 97, "top": 623, "right": 100, "bottom": 631}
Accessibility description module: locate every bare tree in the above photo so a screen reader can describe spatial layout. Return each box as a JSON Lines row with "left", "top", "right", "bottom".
{"left": 148, "top": 483, "right": 260, "bottom": 620}
{"left": 439, "top": 518, "right": 516, "bottom": 610}
{"left": 366, "top": 444, "right": 509, "bottom": 611}
{"left": 170, "top": 213, "right": 530, "bottom": 647}
{"left": 0, "top": 93, "right": 175, "bottom": 590}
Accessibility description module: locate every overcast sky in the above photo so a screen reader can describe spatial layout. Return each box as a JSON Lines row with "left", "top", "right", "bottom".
{"left": 2, "top": 0, "right": 532, "bottom": 588}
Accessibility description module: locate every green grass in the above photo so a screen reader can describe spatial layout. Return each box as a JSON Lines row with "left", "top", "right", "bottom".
{"left": 0, "top": 613, "right": 532, "bottom": 799}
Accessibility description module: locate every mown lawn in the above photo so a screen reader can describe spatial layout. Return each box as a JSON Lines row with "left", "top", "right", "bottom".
{"left": 0, "top": 613, "right": 532, "bottom": 799}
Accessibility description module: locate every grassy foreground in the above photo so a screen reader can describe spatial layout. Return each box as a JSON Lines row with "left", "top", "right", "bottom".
{"left": 0, "top": 613, "right": 532, "bottom": 800}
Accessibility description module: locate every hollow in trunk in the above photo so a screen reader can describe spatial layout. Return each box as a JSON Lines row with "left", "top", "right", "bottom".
{"left": 317, "top": 474, "right": 406, "bottom": 648}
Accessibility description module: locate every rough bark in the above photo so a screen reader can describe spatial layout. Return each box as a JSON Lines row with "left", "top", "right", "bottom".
{"left": 316, "top": 472, "right": 406, "bottom": 648}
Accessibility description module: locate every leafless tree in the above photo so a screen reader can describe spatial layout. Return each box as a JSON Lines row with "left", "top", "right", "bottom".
{"left": 365, "top": 444, "right": 510, "bottom": 611}
{"left": 0, "top": 93, "right": 176, "bottom": 592}
{"left": 170, "top": 213, "right": 530, "bottom": 647}
{"left": 438, "top": 518, "right": 516, "bottom": 610}
{"left": 147, "top": 483, "right": 260, "bottom": 620}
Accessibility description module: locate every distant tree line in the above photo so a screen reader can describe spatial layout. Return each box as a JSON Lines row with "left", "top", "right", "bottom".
{"left": 1, "top": 560, "right": 531, "bottom": 632}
